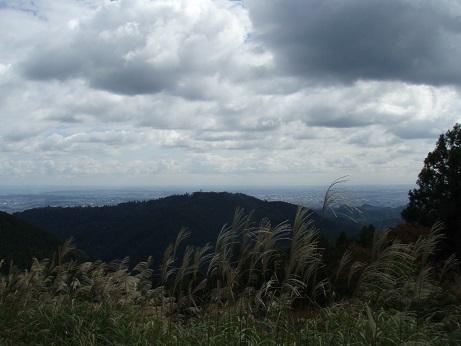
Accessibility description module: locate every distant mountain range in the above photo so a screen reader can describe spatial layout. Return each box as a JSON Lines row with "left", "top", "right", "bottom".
{"left": 0, "top": 185, "right": 410, "bottom": 213}
{"left": 14, "top": 192, "right": 403, "bottom": 263}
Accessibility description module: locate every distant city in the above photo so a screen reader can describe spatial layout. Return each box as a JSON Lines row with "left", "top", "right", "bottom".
{"left": 0, "top": 185, "right": 412, "bottom": 213}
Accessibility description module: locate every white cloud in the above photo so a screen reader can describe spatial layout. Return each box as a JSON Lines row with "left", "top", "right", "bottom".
{"left": 20, "top": 0, "right": 254, "bottom": 97}
{"left": 0, "top": 0, "right": 460, "bottom": 185}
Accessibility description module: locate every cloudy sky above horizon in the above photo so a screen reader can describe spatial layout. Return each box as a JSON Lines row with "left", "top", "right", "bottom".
{"left": 1, "top": 0, "right": 460, "bottom": 186}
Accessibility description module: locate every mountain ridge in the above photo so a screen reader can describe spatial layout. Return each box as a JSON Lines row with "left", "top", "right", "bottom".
{"left": 16, "top": 192, "right": 364, "bottom": 262}
{"left": 0, "top": 211, "right": 60, "bottom": 269}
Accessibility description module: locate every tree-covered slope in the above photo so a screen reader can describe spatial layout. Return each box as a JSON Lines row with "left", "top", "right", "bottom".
{"left": 16, "top": 192, "right": 360, "bottom": 262}
{"left": 402, "top": 123, "right": 461, "bottom": 257}
{"left": 323, "top": 204, "right": 404, "bottom": 229}
{"left": 0, "top": 211, "right": 60, "bottom": 268}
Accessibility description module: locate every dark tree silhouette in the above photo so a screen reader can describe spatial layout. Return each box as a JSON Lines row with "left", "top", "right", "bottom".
{"left": 402, "top": 123, "right": 461, "bottom": 257}
{"left": 0, "top": 211, "right": 60, "bottom": 270}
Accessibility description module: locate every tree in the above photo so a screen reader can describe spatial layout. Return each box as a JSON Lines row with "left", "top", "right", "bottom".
{"left": 358, "top": 224, "right": 375, "bottom": 247}
{"left": 402, "top": 123, "right": 461, "bottom": 257}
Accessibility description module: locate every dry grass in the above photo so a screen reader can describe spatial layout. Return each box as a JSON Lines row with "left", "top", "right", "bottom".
{"left": 1, "top": 205, "right": 460, "bottom": 345}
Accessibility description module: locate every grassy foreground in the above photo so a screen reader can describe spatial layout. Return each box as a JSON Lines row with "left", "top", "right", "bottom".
{"left": 1, "top": 300, "right": 459, "bottom": 345}
{"left": 1, "top": 207, "right": 461, "bottom": 345}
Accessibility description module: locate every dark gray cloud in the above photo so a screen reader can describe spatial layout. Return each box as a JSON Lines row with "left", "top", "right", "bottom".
{"left": 302, "top": 105, "right": 376, "bottom": 128}
{"left": 247, "top": 0, "right": 461, "bottom": 86}
{"left": 2, "top": 0, "right": 461, "bottom": 185}
{"left": 23, "top": 48, "right": 82, "bottom": 81}
{"left": 22, "top": 42, "right": 177, "bottom": 96}
{"left": 20, "top": 0, "right": 250, "bottom": 96}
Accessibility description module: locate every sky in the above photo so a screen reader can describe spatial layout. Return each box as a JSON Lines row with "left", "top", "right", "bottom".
{"left": 1, "top": 0, "right": 460, "bottom": 187}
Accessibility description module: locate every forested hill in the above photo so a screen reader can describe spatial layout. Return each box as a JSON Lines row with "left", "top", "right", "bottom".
{"left": 0, "top": 211, "right": 60, "bottom": 268}
{"left": 15, "top": 192, "right": 360, "bottom": 262}
{"left": 324, "top": 204, "right": 404, "bottom": 230}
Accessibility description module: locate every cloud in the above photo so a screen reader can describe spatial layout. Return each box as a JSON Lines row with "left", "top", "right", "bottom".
{"left": 1, "top": 0, "right": 461, "bottom": 185}
{"left": 246, "top": 0, "right": 461, "bottom": 86}
{"left": 20, "top": 0, "right": 254, "bottom": 96}
{"left": 0, "top": 156, "right": 182, "bottom": 180}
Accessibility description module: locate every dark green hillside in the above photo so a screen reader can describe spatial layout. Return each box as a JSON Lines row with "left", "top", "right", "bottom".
{"left": 325, "top": 204, "right": 404, "bottom": 229}
{"left": 0, "top": 211, "right": 60, "bottom": 268}
{"left": 16, "top": 192, "right": 360, "bottom": 262}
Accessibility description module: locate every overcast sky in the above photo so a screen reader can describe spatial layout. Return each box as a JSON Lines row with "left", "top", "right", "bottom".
{"left": 1, "top": 0, "right": 460, "bottom": 186}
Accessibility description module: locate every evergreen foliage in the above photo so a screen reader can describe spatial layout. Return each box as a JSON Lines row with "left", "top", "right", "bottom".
{"left": 0, "top": 211, "right": 60, "bottom": 269}
{"left": 15, "top": 192, "right": 361, "bottom": 263}
{"left": 402, "top": 123, "right": 461, "bottom": 257}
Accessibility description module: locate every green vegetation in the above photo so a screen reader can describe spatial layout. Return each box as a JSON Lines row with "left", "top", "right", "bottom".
{"left": 1, "top": 208, "right": 460, "bottom": 345}
{"left": 15, "top": 192, "right": 362, "bottom": 263}
{"left": 403, "top": 123, "right": 461, "bottom": 257}
{"left": 3, "top": 124, "right": 461, "bottom": 345}
{"left": 1, "top": 300, "right": 455, "bottom": 345}
{"left": 0, "top": 211, "right": 60, "bottom": 269}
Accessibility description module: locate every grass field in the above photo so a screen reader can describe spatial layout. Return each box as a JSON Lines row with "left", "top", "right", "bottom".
{"left": 1, "top": 208, "right": 460, "bottom": 345}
